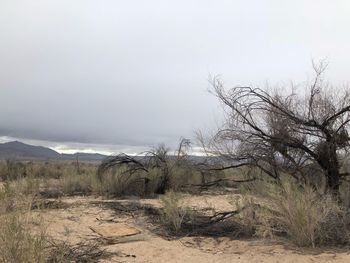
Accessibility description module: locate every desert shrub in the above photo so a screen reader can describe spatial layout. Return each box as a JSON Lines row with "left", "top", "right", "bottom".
{"left": 0, "top": 160, "right": 27, "bottom": 181}
{"left": 96, "top": 166, "right": 149, "bottom": 197}
{"left": 97, "top": 161, "right": 206, "bottom": 197}
{"left": 59, "top": 173, "right": 96, "bottom": 196}
{"left": 168, "top": 166, "right": 202, "bottom": 191}
{"left": 38, "top": 161, "right": 151, "bottom": 197}
{"left": 0, "top": 182, "right": 20, "bottom": 213}
{"left": 32, "top": 164, "right": 63, "bottom": 179}
{"left": 159, "top": 191, "right": 191, "bottom": 233}
{"left": 144, "top": 168, "right": 161, "bottom": 193}
{"left": 0, "top": 178, "right": 39, "bottom": 213}
{"left": 232, "top": 195, "right": 257, "bottom": 237}
{"left": 17, "top": 177, "right": 41, "bottom": 196}
{"left": 340, "top": 180, "right": 350, "bottom": 209}
{"left": 0, "top": 161, "right": 7, "bottom": 180}
{"left": 0, "top": 212, "right": 47, "bottom": 263}
{"left": 0, "top": 161, "right": 99, "bottom": 181}
{"left": 96, "top": 163, "right": 203, "bottom": 197}
{"left": 248, "top": 179, "right": 350, "bottom": 247}
{"left": 97, "top": 140, "right": 203, "bottom": 196}
{"left": 31, "top": 161, "right": 101, "bottom": 196}
{"left": 0, "top": 184, "right": 47, "bottom": 263}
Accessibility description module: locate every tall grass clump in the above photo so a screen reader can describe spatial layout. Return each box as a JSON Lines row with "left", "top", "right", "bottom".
{"left": 98, "top": 166, "right": 143, "bottom": 197}
{"left": 60, "top": 173, "right": 96, "bottom": 196}
{"left": 232, "top": 195, "right": 258, "bottom": 237}
{"left": 0, "top": 183, "right": 47, "bottom": 263}
{"left": 0, "top": 160, "right": 27, "bottom": 181}
{"left": 159, "top": 191, "right": 191, "bottom": 233}
{"left": 0, "top": 213, "right": 47, "bottom": 263}
{"left": 248, "top": 179, "right": 350, "bottom": 247}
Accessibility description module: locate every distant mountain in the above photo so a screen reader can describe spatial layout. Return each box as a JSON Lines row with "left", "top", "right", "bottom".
{"left": 0, "top": 141, "right": 215, "bottom": 163}
{"left": 0, "top": 141, "right": 107, "bottom": 161}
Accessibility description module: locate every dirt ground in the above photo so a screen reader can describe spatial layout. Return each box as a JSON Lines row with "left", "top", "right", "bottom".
{"left": 35, "top": 193, "right": 350, "bottom": 263}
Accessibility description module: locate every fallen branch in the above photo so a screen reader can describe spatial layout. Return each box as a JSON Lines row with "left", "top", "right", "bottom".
{"left": 184, "top": 178, "right": 256, "bottom": 189}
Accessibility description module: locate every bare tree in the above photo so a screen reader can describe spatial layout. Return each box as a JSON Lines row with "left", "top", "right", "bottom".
{"left": 97, "top": 138, "right": 193, "bottom": 195}
{"left": 201, "top": 62, "right": 350, "bottom": 197}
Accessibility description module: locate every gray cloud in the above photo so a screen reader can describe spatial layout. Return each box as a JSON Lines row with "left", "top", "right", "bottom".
{"left": 1, "top": 0, "right": 350, "bottom": 151}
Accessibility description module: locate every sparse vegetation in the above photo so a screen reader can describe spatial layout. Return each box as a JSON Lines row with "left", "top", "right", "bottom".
{"left": 1, "top": 153, "right": 350, "bottom": 252}
{"left": 159, "top": 191, "right": 191, "bottom": 233}
{"left": 0, "top": 180, "right": 47, "bottom": 263}
{"left": 97, "top": 140, "right": 206, "bottom": 196}
{"left": 0, "top": 212, "right": 47, "bottom": 263}
{"left": 238, "top": 177, "right": 350, "bottom": 247}
{"left": 0, "top": 164, "right": 114, "bottom": 262}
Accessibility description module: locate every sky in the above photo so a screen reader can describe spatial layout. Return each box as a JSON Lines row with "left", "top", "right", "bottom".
{"left": 1, "top": 0, "right": 350, "bottom": 154}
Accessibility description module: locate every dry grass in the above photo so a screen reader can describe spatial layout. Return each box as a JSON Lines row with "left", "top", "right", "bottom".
{"left": 159, "top": 191, "right": 192, "bottom": 233}
{"left": 0, "top": 212, "right": 47, "bottom": 263}
{"left": 0, "top": 181, "right": 47, "bottom": 263}
{"left": 46, "top": 240, "right": 112, "bottom": 263}
{"left": 0, "top": 174, "right": 113, "bottom": 262}
{"left": 241, "top": 179, "right": 350, "bottom": 247}
{"left": 0, "top": 160, "right": 204, "bottom": 197}
{"left": 2, "top": 160, "right": 350, "bottom": 249}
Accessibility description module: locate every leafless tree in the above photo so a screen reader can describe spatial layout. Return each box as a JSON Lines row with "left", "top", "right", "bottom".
{"left": 201, "top": 62, "right": 350, "bottom": 197}
{"left": 97, "top": 138, "right": 193, "bottom": 194}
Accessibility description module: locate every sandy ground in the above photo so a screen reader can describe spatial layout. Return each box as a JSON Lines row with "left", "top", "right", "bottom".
{"left": 32, "top": 193, "right": 350, "bottom": 263}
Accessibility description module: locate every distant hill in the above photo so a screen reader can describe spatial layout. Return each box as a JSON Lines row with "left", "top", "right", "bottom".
{"left": 0, "top": 141, "right": 215, "bottom": 163}
{"left": 0, "top": 141, "right": 107, "bottom": 161}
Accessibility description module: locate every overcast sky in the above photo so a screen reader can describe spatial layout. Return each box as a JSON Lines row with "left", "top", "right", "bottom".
{"left": 1, "top": 0, "right": 350, "bottom": 154}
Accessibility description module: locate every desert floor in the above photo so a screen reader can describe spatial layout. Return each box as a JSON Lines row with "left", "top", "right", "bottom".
{"left": 33, "top": 191, "right": 350, "bottom": 263}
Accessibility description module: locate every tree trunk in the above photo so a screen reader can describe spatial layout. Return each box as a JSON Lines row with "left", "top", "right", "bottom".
{"left": 326, "top": 168, "right": 340, "bottom": 198}
{"left": 325, "top": 143, "right": 341, "bottom": 199}
{"left": 317, "top": 142, "right": 340, "bottom": 198}
{"left": 155, "top": 166, "right": 170, "bottom": 194}
{"left": 201, "top": 171, "right": 206, "bottom": 185}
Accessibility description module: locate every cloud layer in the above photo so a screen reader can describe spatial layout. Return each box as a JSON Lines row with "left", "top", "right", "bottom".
{"left": 1, "top": 0, "right": 350, "bottom": 151}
